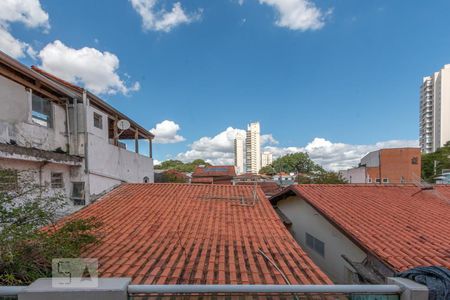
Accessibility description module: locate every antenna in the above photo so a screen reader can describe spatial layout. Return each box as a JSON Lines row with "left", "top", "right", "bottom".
{"left": 115, "top": 119, "right": 130, "bottom": 139}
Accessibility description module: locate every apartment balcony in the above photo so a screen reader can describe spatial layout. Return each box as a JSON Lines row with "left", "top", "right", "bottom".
{"left": 0, "top": 278, "right": 429, "bottom": 300}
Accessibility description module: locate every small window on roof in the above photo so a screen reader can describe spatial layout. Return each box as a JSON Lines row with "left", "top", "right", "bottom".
{"left": 32, "top": 94, "right": 52, "bottom": 128}
{"left": 93, "top": 112, "right": 103, "bottom": 129}
{"left": 305, "top": 232, "right": 325, "bottom": 257}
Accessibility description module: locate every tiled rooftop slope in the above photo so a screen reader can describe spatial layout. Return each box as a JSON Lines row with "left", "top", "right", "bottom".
{"left": 67, "top": 183, "right": 332, "bottom": 285}
{"left": 273, "top": 184, "right": 450, "bottom": 272}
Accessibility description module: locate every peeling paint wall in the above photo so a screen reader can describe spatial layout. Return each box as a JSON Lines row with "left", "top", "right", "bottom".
{"left": 0, "top": 158, "right": 86, "bottom": 213}
{"left": 0, "top": 75, "right": 68, "bottom": 152}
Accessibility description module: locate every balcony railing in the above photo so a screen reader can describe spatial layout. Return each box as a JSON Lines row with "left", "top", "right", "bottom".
{"left": 0, "top": 278, "right": 428, "bottom": 300}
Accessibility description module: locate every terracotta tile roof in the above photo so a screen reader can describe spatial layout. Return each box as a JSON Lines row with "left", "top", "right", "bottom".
{"left": 190, "top": 177, "right": 214, "bottom": 184}
{"left": 67, "top": 183, "right": 331, "bottom": 285}
{"left": 236, "top": 181, "right": 283, "bottom": 197}
{"left": 270, "top": 184, "right": 450, "bottom": 272}
{"left": 193, "top": 166, "right": 236, "bottom": 178}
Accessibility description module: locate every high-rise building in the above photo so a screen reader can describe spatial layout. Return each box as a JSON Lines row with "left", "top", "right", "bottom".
{"left": 246, "top": 122, "right": 261, "bottom": 174}
{"left": 234, "top": 132, "right": 245, "bottom": 174}
{"left": 261, "top": 151, "right": 273, "bottom": 168}
{"left": 420, "top": 64, "right": 450, "bottom": 153}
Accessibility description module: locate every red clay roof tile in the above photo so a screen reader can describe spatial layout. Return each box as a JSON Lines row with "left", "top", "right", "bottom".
{"left": 271, "top": 184, "right": 450, "bottom": 272}
{"left": 66, "top": 183, "right": 331, "bottom": 285}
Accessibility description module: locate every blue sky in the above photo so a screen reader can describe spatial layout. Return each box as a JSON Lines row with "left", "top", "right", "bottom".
{"left": 2, "top": 0, "right": 450, "bottom": 170}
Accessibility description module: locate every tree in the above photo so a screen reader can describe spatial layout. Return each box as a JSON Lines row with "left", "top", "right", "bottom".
{"left": 158, "top": 170, "right": 188, "bottom": 183}
{"left": 266, "top": 152, "right": 347, "bottom": 184}
{"left": 259, "top": 165, "right": 276, "bottom": 175}
{"left": 271, "top": 153, "right": 323, "bottom": 174}
{"left": 0, "top": 169, "right": 101, "bottom": 285}
{"left": 422, "top": 141, "right": 450, "bottom": 182}
{"left": 155, "top": 159, "right": 211, "bottom": 173}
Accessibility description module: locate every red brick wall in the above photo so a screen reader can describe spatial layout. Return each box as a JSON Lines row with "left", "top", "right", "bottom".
{"left": 376, "top": 148, "right": 421, "bottom": 183}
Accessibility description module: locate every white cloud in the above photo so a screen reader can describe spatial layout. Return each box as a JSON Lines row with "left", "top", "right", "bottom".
{"left": 175, "top": 126, "right": 418, "bottom": 171}
{"left": 130, "top": 0, "right": 201, "bottom": 32}
{"left": 261, "top": 134, "right": 278, "bottom": 145}
{"left": 264, "top": 138, "right": 419, "bottom": 171}
{"left": 150, "top": 120, "right": 186, "bottom": 144}
{"left": 176, "top": 127, "right": 246, "bottom": 165}
{"left": 38, "top": 40, "right": 139, "bottom": 95}
{"left": 259, "top": 0, "right": 329, "bottom": 31}
{"left": 0, "top": 0, "right": 48, "bottom": 59}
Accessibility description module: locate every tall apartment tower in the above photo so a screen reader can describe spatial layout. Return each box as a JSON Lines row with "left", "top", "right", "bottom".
{"left": 245, "top": 122, "right": 261, "bottom": 174}
{"left": 234, "top": 132, "right": 245, "bottom": 174}
{"left": 261, "top": 151, "right": 273, "bottom": 168}
{"left": 420, "top": 64, "right": 450, "bottom": 153}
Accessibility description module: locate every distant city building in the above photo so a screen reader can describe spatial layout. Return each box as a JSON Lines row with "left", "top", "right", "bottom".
{"left": 261, "top": 151, "right": 273, "bottom": 168}
{"left": 339, "top": 148, "right": 421, "bottom": 184}
{"left": 246, "top": 122, "right": 261, "bottom": 174}
{"left": 420, "top": 64, "right": 450, "bottom": 153}
{"left": 234, "top": 132, "right": 245, "bottom": 174}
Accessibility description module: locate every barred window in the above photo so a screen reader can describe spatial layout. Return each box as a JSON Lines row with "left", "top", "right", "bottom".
{"left": 0, "top": 169, "right": 18, "bottom": 191}
{"left": 51, "top": 172, "right": 64, "bottom": 188}
{"left": 93, "top": 112, "right": 103, "bottom": 129}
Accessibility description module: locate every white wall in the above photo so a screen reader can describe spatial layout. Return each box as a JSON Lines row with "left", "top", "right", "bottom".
{"left": 339, "top": 167, "right": 366, "bottom": 183}
{"left": 276, "top": 196, "right": 367, "bottom": 283}
{"left": 87, "top": 134, "right": 154, "bottom": 195}
{"left": 0, "top": 158, "right": 85, "bottom": 213}
{"left": 439, "top": 65, "right": 450, "bottom": 148}
{"left": 0, "top": 75, "right": 68, "bottom": 152}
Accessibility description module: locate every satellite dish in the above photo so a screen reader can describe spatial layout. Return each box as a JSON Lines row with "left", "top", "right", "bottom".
{"left": 117, "top": 119, "right": 130, "bottom": 130}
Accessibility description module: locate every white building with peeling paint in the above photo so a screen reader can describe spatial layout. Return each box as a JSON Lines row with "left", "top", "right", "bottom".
{"left": 0, "top": 51, "right": 154, "bottom": 211}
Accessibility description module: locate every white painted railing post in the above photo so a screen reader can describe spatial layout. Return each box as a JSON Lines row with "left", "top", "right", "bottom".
{"left": 18, "top": 278, "right": 131, "bottom": 300}
{"left": 387, "top": 277, "right": 429, "bottom": 300}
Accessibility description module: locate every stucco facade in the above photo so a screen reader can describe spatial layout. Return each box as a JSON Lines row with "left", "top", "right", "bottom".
{"left": 0, "top": 51, "right": 154, "bottom": 212}
{"left": 276, "top": 196, "right": 367, "bottom": 283}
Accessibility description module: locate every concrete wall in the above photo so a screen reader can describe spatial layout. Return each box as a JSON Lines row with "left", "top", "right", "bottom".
{"left": 339, "top": 167, "right": 366, "bottom": 183}
{"left": 86, "top": 104, "right": 154, "bottom": 195}
{"left": 0, "top": 75, "right": 68, "bottom": 152}
{"left": 0, "top": 158, "right": 85, "bottom": 213}
{"left": 360, "top": 151, "right": 380, "bottom": 167}
{"left": 276, "top": 196, "right": 367, "bottom": 283}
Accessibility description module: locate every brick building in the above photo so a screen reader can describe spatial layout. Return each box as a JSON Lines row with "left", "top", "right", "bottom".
{"left": 340, "top": 148, "right": 421, "bottom": 184}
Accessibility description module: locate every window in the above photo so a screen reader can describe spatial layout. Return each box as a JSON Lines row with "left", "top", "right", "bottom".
{"left": 143, "top": 176, "right": 150, "bottom": 183}
{"left": 32, "top": 94, "right": 52, "bottom": 128}
{"left": 382, "top": 178, "right": 389, "bottom": 183}
{"left": 411, "top": 157, "right": 418, "bottom": 165}
{"left": 72, "top": 182, "right": 85, "bottom": 205}
{"left": 93, "top": 112, "right": 103, "bottom": 129}
{"left": 0, "top": 169, "right": 18, "bottom": 191}
{"left": 305, "top": 232, "right": 325, "bottom": 257}
{"left": 51, "top": 172, "right": 64, "bottom": 188}
{"left": 367, "top": 178, "right": 372, "bottom": 183}
{"left": 375, "top": 178, "right": 381, "bottom": 183}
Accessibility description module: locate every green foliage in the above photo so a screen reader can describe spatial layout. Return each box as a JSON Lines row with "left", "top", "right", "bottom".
{"left": 271, "top": 153, "right": 324, "bottom": 174}
{"left": 155, "top": 159, "right": 211, "bottom": 173}
{"left": 261, "top": 153, "right": 347, "bottom": 184}
{"left": 0, "top": 169, "right": 101, "bottom": 285}
{"left": 158, "top": 171, "right": 188, "bottom": 183}
{"left": 259, "top": 165, "right": 276, "bottom": 175}
{"left": 421, "top": 141, "right": 450, "bottom": 182}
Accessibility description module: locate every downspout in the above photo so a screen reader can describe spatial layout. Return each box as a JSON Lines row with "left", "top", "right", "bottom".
{"left": 82, "top": 90, "right": 90, "bottom": 203}
{"left": 65, "top": 100, "right": 71, "bottom": 154}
